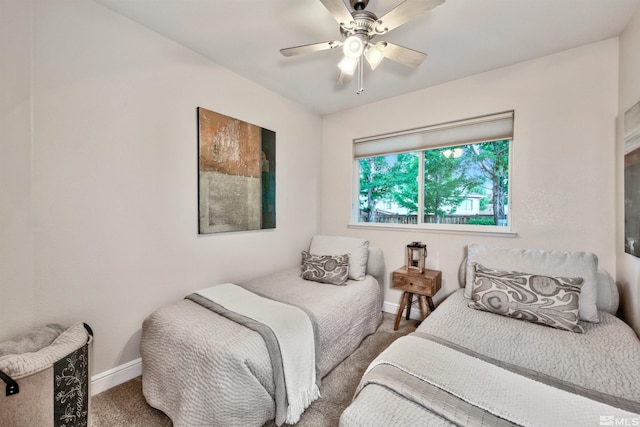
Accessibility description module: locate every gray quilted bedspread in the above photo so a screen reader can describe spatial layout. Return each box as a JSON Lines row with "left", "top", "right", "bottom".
{"left": 341, "top": 289, "right": 640, "bottom": 427}
{"left": 141, "top": 268, "right": 382, "bottom": 427}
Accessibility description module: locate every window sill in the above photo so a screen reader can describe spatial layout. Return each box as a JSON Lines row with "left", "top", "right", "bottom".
{"left": 348, "top": 222, "right": 518, "bottom": 238}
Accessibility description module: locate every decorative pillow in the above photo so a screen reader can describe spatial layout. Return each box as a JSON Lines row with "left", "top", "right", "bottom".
{"left": 468, "top": 263, "right": 585, "bottom": 333}
{"left": 309, "top": 235, "right": 369, "bottom": 280}
{"left": 300, "top": 251, "right": 350, "bottom": 286}
{"left": 465, "top": 244, "right": 599, "bottom": 323}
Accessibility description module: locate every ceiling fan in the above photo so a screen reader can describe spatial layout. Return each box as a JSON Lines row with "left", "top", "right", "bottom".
{"left": 280, "top": 0, "right": 445, "bottom": 94}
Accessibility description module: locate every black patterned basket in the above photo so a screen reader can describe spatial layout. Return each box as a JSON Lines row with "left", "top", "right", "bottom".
{"left": 0, "top": 322, "right": 93, "bottom": 427}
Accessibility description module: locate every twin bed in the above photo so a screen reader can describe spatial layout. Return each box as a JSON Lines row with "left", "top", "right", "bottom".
{"left": 341, "top": 244, "right": 640, "bottom": 426}
{"left": 341, "top": 289, "right": 640, "bottom": 426}
{"left": 141, "top": 239, "right": 640, "bottom": 426}
{"left": 141, "top": 236, "right": 384, "bottom": 427}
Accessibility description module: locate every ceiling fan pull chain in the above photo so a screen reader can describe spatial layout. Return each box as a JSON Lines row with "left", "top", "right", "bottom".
{"left": 357, "top": 55, "right": 364, "bottom": 94}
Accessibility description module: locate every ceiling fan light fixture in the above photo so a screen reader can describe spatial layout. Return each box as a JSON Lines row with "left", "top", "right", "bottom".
{"left": 338, "top": 56, "right": 359, "bottom": 75}
{"left": 364, "top": 42, "right": 386, "bottom": 70}
{"left": 343, "top": 34, "right": 366, "bottom": 59}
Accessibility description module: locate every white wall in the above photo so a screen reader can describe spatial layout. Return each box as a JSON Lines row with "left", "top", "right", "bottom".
{"left": 1, "top": 0, "right": 322, "bottom": 376}
{"left": 618, "top": 7, "right": 640, "bottom": 336}
{"left": 0, "top": 1, "right": 35, "bottom": 339}
{"left": 322, "top": 40, "right": 619, "bottom": 314}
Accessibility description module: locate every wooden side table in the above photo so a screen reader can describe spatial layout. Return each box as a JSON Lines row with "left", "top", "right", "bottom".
{"left": 392, "top": 267, "right": 442, "bottom": 330}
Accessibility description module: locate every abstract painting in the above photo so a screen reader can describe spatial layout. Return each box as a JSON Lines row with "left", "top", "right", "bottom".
{"left": 624, "top": 100, "right": 640, "bottom": 257}
{"left": 198, "top": 107, "right": 276, "bottom": 234}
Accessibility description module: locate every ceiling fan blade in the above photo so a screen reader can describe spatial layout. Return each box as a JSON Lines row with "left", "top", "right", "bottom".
{"left": 280, "top": 41, "right": 342, "bottom": 57}
{"left": 319, "top": 0, "right": 354, "bottom": 26}
{"left": 383, "top": 42, "right": 427, "bottom": 68}
{"left": 377, "top": 0, "right": 445, "bottom": 34}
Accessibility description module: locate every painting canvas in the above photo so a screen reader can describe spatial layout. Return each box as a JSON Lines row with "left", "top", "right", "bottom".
{"left": 198, "top": 107, "right": 276, "bottom": 234}
{"left": 624, "top": 100, "right": 640, "bottom": 257}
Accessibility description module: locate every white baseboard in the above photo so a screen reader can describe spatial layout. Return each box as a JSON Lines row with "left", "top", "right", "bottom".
{"left": 383, "top": 300, "right": 423, "bottom": 320}
{"left": 91, "top": 357, "right": 142, "bottom": 396}
{"left": 382, "top": 301, "right": 397, "bottom": 314}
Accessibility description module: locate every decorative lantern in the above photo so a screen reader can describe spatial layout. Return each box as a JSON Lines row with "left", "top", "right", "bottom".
{"left": 406, "top": 242, "right": 427, "bottom": 273}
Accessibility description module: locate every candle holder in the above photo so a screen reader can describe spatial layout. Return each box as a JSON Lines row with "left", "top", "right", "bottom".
{"left": 406, "top": 242, "right": 427, "bottom": 273}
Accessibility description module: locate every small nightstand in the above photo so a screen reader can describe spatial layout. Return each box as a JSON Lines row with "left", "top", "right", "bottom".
{"left": 392, "top": 267, "right": 442, "bottom": 331}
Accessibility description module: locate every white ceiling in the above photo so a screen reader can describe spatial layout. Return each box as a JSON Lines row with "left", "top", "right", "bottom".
{"left": 94, "top": 0, "right": 640, "bottom": 115}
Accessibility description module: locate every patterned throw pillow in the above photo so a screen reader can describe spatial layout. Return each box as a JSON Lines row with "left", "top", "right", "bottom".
{"left": 468, "top": 263, "right": 585, "bottom": 333}
{"left": 300, "top": 251, "right": 350, "bottom": 286}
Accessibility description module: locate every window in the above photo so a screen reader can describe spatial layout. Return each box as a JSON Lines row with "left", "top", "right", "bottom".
{"left": 352, "top": 112, "right": 513, "bottom": 232}
{"left": 460, "top": 199, "right": 474, "bottom": 212}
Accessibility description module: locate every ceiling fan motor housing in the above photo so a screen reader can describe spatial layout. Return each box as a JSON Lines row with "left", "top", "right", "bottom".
{"left": 340, "top": 9, "right": 378, "bottom": 40}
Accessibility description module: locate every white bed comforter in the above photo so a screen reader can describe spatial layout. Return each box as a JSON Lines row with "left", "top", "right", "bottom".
{"left": 341, "top": 289, "right": 640, "bottom": 427}
{"left": 194, "top": 283, "right": 319, "bottom": 425}
{"left": 141, "top": 267, "right": 382, "bottom": 427}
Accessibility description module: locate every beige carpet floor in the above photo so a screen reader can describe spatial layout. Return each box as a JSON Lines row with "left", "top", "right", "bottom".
{"left": 91, "top": 312, "right": 416, "bottom": 427}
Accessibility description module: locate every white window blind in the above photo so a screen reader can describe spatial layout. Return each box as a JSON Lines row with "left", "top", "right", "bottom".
{"left": 353, "top": 111, "right": 514, "bottom": 159}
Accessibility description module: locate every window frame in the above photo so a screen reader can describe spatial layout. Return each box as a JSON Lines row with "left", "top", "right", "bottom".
{"left": 350, "top": 112, "right": 516, "bottom": 236}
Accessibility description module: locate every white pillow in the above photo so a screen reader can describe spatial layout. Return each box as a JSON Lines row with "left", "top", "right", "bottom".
{"left": 595, "top": 269, "right": 619, "bottom": 315}
{"left": 464, "top": 244, "right": 600, "bottom": 323}
{"left": 309, "top": 235, "right": 369, "bottom": 281}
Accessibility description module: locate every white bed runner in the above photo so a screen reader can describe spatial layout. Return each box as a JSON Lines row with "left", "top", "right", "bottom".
{"left": 196, "top": 283, "right": 319, "bottom": 424}
{"left": 367, "top": 335, "right": 639, "bottom": 426}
